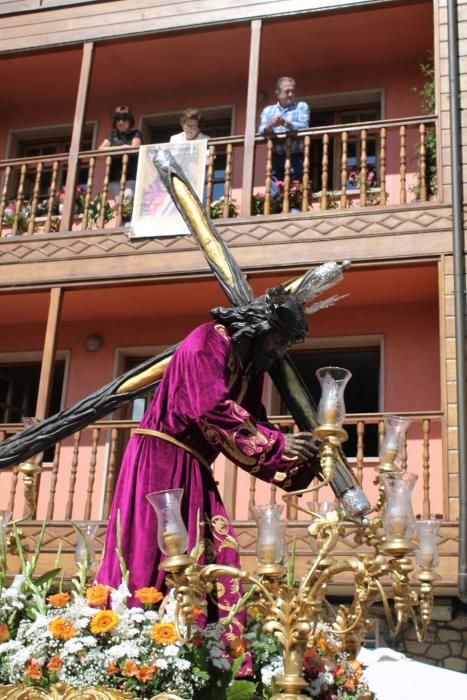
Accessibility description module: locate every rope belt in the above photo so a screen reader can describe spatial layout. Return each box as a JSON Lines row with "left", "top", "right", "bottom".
{"left": 133, "top": 428, "right": 212, "bottom": 471}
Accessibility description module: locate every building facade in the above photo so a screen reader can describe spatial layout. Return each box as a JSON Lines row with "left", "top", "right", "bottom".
{"left": 0, "top": 0, "right": 465, "bottom": 668}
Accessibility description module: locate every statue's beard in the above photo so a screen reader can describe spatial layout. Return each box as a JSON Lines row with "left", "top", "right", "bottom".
{"left": 251, "top": 344, "right": 280, "bottom": 375}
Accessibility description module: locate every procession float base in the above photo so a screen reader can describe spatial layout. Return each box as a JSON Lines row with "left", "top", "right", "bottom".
{"left": 0, "top": 686, "right": 181, "bottom": 699}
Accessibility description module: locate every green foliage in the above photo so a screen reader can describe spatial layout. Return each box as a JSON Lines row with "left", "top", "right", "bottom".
{"left": 412, "top": 55, "right": 437, "bottom": 199}
{"left": 86, "top": 193, "right": 115, "bottom": 227}
{"left": 210, "top": 196, "right": 238, "bottom": 219}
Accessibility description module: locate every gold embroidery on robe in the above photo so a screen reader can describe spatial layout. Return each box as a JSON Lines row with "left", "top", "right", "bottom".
{"left": 207, "top": 515, "right": 239, "bottom": 552}
{"left": 201, "top": 401, "right": 276, "bottom": 467}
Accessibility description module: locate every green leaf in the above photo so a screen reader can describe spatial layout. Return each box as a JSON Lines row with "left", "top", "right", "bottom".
{"left": 226, "top": 680, "right": 257, "bottom": 700}
{"left": 230, "top": 655, "right": 245, "bottom": 680}
{"left": 33, "top": 568, "right": 61, "bottom": 587}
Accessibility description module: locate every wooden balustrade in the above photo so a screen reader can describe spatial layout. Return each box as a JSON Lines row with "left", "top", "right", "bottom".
{"left": 0, "top": 411, "right": 444, "bottom": 523}
{"left": 0, "top": 115, "right": 437, "bottom": 237}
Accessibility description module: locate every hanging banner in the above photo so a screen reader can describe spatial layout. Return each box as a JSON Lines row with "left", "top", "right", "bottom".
{"left": 129, "top": 139, "right": 207, "bottom": 238}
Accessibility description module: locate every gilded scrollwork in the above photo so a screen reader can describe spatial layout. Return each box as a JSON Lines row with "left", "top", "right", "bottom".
{"left": 0, "top": 686, "right": 135, "bottom": 699}
{"left": 0, "top": 687, "right": 184, "bottom": 700}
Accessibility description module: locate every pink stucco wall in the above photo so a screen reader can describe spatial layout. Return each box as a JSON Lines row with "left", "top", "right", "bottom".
{"left": 0, "top": 266, "right": 441, "bottom": 521}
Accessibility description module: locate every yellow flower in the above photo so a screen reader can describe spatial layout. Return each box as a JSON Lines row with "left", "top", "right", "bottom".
{"left": 90, "top": 610, "right": 119, "bottom": 635}
{"left": 47, "top": 592, "right": 71, "bottom": 608}
{"left": 150, "top": 622, "right": 178, "bottom": 645}
{"left": 49, "top": 618, "right": 76, "bottom": 641}
{"left": 134, "top": 587, "right": 163, "bottom": 606}
{"left": 86, "top": 584, "right": 111, "bottom": 607}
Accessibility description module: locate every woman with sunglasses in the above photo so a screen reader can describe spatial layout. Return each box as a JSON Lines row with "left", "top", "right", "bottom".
{"left": 99, "top": 105, "right": 143, "bottom": 199}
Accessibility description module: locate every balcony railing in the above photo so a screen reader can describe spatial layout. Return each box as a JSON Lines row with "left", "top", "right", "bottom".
{"left": 0, "top": 411, "right": 444, "bottom": 524}
{"left": 0, "top": 115, "right": 437, "bottom": 237}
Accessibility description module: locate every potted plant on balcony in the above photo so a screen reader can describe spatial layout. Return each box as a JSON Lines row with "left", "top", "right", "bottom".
{"left": 209, "top": 195, "right": 238, "bottom": 219}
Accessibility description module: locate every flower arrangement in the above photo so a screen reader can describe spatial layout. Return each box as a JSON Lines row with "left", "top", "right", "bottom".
{"left": 1, "top": 187, "right": 86, "bottom": 235}
{"left": 251, "top": 180, "right": 310, "bottom": 215}
{"left": 0, "top": 524, "right": 373, "bottom": 700}
{"left": 209, "top": 196, "right": 238, "bottom": 219}
{"left": 274, "top": 179, "right": 310, "bottom": 212}
{"left": 248, "top": 618, "right": 368, "bottom": 700}
{"left": 347, "top": 166, "right": 378, "bottom": 190}
{"left": 250, "top": 192, "right": 282, "bottom": 216}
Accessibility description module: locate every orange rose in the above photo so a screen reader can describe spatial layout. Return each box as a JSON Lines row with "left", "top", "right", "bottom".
{"left": 49, "top": 618, "right": 77, "bottom": 641}
{"left": 334, "top": 664, "right": 346, "bottom": 678}
{"left": 47, "top": 656, "right": 62, "bottom": 672}
{"left": 47, "top": 592, "right": 71, "bottom": 608}
{"left": 349, "top": 659, "right": 363, "bottom": 679}
{"left": 150, "top": 622, "right": 178, "bottom": 645}
{"left": 134, "top": 587, "right": 163, "bottom": 606}
{"left": 343, "top": 677, "right": 358, "bottom": 692}
{"left": 86, "top": 584, "right": 111, "bottom": 607}
{"left": 137, "top": 664, "right": 157, "bottom": 682}
{"left": 25, "top": 660, "right": 42, "bottom": 680}
{"left": 107, "top": 662, "right": 119, "bottom": 675}
{"left": 0, "top": 623, "right": 10, "bottom": 642}
{"left": 90, "top": 610, "right": 119, "bottom": 635}
{"left": 122, "top": 660, "right": 138, "bottom": 677}
{"left": 228, "top": 637, "right": 246, "bottom": 658}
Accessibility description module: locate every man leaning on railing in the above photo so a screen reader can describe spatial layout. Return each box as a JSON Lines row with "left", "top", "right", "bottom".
{"left": 258, "top": 76, "right": 310, "bottom": 195}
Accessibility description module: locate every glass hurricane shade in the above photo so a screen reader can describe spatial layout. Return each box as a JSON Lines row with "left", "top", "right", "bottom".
{"left": 381, "top": 472, "right": 418, "bottom": 540}
{"left": 379, "top": 415, "right": 412, "bottom": 466}
{"left": 146, "top": 489, "right": 188, "bottom": 556}
{"left": 415, "top": 519, "right": 441, "bottom": 570}
{"left": 74, "top": 522, "right": 99, "bottom": 569}
{"left": 251, "top": 504, "right": 286, "bottom": 565}
{"left": 315, "top": 366, "right": 352, "bottom": 427}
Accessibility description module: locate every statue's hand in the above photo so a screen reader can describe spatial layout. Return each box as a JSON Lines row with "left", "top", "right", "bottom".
{"left": 283, "top": 432, "right": 320, "bottom": 462}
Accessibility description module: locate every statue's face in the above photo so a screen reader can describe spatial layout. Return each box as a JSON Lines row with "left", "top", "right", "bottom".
{"left": 251, "top": 330, "right": 292, "bottom": 375}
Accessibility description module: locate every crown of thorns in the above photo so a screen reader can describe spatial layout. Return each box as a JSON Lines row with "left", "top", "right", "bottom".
{"left": 262, "top": 286, "right": 308, "bottom": 342}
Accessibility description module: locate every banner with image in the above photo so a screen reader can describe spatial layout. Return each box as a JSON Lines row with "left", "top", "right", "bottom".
{"left": 130, "top": 139, "right": 207, "bottom": 238}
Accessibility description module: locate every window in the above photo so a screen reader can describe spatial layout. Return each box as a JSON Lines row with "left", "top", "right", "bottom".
{"left": 8, "top": 124, "right": 95, "bottom": 204}
{"left": 19, "top": 134, "right": 93, "bottom": 200}
{"left": 307, "top": 91, "right": 382, "bottom": 191}
{"left": 142, "top": 107, "right": 233, "bottom": 201}
{"left": 279, "top": 345, "right": 381, "bottom": 457}
{"left": 0, "top": 361, "right": 65, "bottom": 461}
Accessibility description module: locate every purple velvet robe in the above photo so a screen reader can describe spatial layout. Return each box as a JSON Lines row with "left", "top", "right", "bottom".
{"left": 96, "top": 322, "right": 314, "bottom": 633}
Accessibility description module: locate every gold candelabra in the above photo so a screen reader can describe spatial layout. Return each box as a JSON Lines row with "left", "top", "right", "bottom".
{"left": 149, "top": 368, "right": 440, "bottom": 700}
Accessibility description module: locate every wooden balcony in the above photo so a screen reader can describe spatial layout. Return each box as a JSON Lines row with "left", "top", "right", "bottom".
{"left": 0, "top": 115, "right": 437, "bottom": 233}
{"left": 0, "top": 115, "right": 453, "bottom": 291}
{"left": 0, "top": 410, "right": 458, "bottom": 592}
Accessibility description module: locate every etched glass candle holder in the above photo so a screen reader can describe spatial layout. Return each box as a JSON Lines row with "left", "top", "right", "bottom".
{"left": 74, "top": 522, "right": 99, "bottom": 570}
{"left": 252, "top": 504, "right": 286, "bottom": 566}
{"left": 415, "top": 519, "right": 440, "bottom": 570}
{"left": 147, "top": 488, "right": 188, "bottom": 557}
{"left": 316, "top": 367, "right": 352, "bottom": 428}
{"left": 381, "top": 472, "right": 418, "bottom": 546}
{"left": 379, "top": 415, "right": 411, "bottom": 471}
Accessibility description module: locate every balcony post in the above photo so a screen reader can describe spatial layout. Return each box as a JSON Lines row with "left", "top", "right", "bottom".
{"left": 60, "top": 42, "right": 94, "bottom": 232}
{"left": 22, "top": 286, "right": 63, "bottom": 518}
{"left": 36, "top": 287, "right": 63, "bottom": 422}
{"left": 240, "top": 19, "right": 262, "bottom": 217}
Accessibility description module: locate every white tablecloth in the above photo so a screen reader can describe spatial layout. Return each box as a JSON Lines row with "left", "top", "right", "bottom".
{"left": 357, "top": 647, "right": 467, "bottom": 700}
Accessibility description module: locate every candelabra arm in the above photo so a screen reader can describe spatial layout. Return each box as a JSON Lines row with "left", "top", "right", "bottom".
{"left": 373, "top": 578, "right": 403, "bottom": 636}
{"left": 298, "top": 519, "right": 341, "bottom": 595}
{"left": 199, "top": 564, "right": 276, "bottom": 605}
{"left": 282, "top": 478, "right": 331, "bottom": 518}
{"left": 308, "top": 557, "right": 367, "bottom": 602}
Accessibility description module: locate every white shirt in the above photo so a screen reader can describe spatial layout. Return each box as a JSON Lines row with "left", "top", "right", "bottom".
{"left": 169, "top": 131, "right": 209, "bottom": 143}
